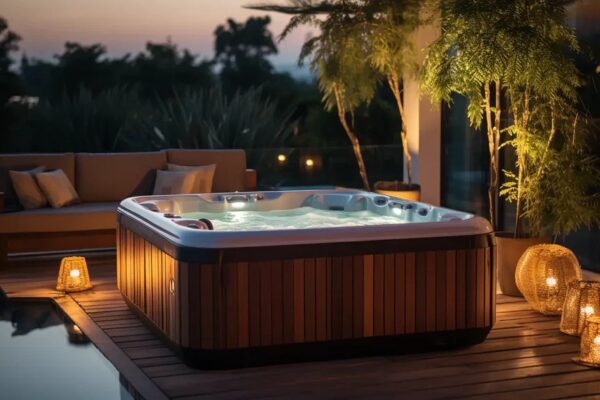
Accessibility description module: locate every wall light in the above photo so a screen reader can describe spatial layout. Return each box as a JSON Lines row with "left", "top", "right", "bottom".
{"left": 56, "top": 256, "right": 92, "bottom": 292}
{"left": 560, "top": 281, "right": 600, "bottom": 336}
{"left": 515, "top": 244, "right": 581, "bottom": 315}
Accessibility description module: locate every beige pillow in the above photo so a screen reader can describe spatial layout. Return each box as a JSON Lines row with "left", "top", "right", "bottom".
{"left": 153, "top": 170, "right": 197, "bottom": 195}
{"left": 35, "top": 169, "right": 80, "bottom": 208}
{"left": 167, "top": 163, "right": 216, "bottom": 193}
{"left": 9, "top": 166, "right": 48, "bottom": 209}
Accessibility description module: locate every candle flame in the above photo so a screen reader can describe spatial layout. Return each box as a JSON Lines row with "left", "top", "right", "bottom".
{"left": 546, "top": 277, "right": 557, "bottom": 287}
{"left": 583, "top": 305, "right": 595, "bottom": 316}
{"left": 70, "top": 269, "right": 81, "bottom": 278}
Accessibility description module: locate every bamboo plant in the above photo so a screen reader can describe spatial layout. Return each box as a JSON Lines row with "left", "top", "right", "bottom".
{"left": 421, "top": 0, "right": 599, "bottom": 237}
{"left": 421, "top": 0, "right": 509, "bottom": 229}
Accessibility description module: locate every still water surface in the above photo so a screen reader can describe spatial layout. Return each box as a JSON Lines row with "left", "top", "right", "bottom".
{"left": 0, "top": 299, "right": 135, "bottom": 400}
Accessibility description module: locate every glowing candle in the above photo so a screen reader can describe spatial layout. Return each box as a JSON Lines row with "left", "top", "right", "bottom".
{"left": 546, "top": 276, "right": 557, "bottom": 287}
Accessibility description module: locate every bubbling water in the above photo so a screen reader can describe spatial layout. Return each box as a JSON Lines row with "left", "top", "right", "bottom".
{"left": 183, "top": 207, "right": 407, "bottom": 231}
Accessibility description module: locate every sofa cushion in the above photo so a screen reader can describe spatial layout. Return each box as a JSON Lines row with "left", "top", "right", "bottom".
{"left": 0, "top": 202, "right": 118, "bottom": 234}
{"left": 0, "top": 153, "right": 75, "bottom": 209}
{"left": 167, "top": 163, "right": 216, "bottom": 193}
{"left": 9, "top": 167, "right": 48, "bottom": 209}
{"left": 36, "top": 169, "right": 81, "bottom": 208}
{"left": 153, "top": 170, "right": 197, "bottom": 195}
{"left": 76, "top": 152, "right": 167, "bottom": 202}
{"left": 166, "top": 149, "right": 246, "bottom": 192}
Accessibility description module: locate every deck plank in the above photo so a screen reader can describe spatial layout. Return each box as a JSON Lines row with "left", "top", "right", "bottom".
{"left": 3, "top": 257, "right": 600, "bottom": 399}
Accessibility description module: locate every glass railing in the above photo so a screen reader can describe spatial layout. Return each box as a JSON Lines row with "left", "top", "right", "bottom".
{"left": 245, "top": 145, "right": 405, "bottom": 190}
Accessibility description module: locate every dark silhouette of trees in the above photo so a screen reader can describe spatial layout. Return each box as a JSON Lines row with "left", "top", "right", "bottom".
{"left": 0, "top": 17, "right": 23, "bottom": 149}
{"left": 131, "top": 40, "right": 214, "bottom": 99}
{"left": 214, "top": 16, "right": 279, "bottom": 92}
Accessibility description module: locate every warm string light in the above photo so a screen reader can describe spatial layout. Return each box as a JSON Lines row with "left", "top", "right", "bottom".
{"left": 305, "top": 158, "right": 315, "bottom": 168}
{"left": 277, "top": 154, "right": 287, "bottom": 165}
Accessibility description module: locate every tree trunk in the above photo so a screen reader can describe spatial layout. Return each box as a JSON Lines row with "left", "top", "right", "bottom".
{"left": 484, "top": 82, "right": 497, "bottom": 230}
{"left": 387, "top": 74, "right": 412, "bottom": 186}
{"left": 334, "top": 86, "right": 371, "bottom": 191}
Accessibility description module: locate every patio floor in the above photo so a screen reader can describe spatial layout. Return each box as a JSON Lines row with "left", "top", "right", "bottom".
{"left": 2, "top": 255, "right": 600, "bottom": 399}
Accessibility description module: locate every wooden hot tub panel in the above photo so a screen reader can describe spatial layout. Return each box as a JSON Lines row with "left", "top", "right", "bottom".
{"left": 117, "top": 224, "right": 496, "bottom": 367}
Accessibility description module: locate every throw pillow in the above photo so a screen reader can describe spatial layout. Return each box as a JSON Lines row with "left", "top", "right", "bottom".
{"left": 9, "top": 166, "right": 48, "bottom": 209}
{"left": 167, "top": 163, "right": 216, "bottom": 193}
{"left": 153, "top": 170, "right": 197, "bottom": 195}
{"left": 35, "top": 169, "right": 80, "bottom": 208}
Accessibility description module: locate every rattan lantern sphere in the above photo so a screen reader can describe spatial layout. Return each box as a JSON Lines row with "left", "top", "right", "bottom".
{"left": 574, "top": 315, "right": 600, "bottom": 367}
{"left": 560, "top": 281, "right": 600, "bottom": 336}
{"left": 56, "top": 256, "right": 92, "bottom": 292}
{"left": 515, "top": 244, "right": 581, "bottom": 315}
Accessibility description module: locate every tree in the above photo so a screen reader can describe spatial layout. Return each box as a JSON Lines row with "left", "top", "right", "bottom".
{"left": 365, "top": 0, "right": 422, "bottom": 187}
{"left": 214, "top": 16, "right": 278, "bottom": 92}
{"left": 0, "top": 17, "right": 23, "bottom": 150}
{"left": 248, "top": 1, "right": 379, "bottom": 190}
{"left": 422, "top": 0, "right": 599, "bottom": 236}
{"left": 421, "top": 0, "right": 508, "bottom": 228}
{"left": 132, "top": 40, "right": 213, "bottom": 99}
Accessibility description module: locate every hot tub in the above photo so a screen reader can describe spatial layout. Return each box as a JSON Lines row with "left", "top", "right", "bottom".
{"left": 117, "top": 190, "right": 495, "bottom": 368}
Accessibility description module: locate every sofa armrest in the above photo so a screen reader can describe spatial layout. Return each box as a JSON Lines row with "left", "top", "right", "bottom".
{"left": 244, "top": 169, "right": 257, "bottom": 191}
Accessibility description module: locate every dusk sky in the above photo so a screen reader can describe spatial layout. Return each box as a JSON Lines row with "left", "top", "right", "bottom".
{"left": 2, "top": 0, "right": 312, "bottom": 70}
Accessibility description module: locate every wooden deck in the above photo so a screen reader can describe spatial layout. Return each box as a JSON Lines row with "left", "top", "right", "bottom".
{"left": 2, "top": 255, "right": 600, "bottom": 399}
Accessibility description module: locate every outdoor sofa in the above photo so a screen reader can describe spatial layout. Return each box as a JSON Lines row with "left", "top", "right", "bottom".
{"left": 0, "top": 149, "right": 256, "bottom": 266}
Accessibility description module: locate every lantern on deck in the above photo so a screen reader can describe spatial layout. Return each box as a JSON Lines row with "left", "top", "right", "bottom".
{"left": 560, "top": 281, "right": 600, "bottom": 336}
{"left": 574, "top": 315, "right": 600, "bottom": 368}
{"left": 515, "top": 244, "right": 581, "bottom": 315}
{"left": 56, "top": 256, "right": 92, "bottom": 292}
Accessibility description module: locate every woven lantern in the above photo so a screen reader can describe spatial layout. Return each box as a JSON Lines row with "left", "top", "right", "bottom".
{"left": 574, "top": 315, "right": 600, "bottom": 367}
{"left": 560, "top": 281, "right": 600, "bottom": 336}
{"left": 515, "top": 244, "right": 581, "bottom": 315}
{"left": 56, "top": 256, "right": 92, "bottom": 292}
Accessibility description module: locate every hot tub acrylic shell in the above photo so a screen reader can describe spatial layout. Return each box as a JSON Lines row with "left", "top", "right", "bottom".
{"left": 116, "top": 190, "right": 496, "bottom": 368}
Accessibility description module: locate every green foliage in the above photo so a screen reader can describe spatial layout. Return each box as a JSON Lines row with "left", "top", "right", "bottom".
{"left": 421, "top": 0, "right": 598, "bottom": 235}
{"left": 13, "top": 85, "right": 296, "bottom": 170}
{"left": 13, "top": 87, "right": 147, "bottom": 152}
{"left": 501, "top": 111, "right": 600, "bottom": 238}
{"left": 140, "top": 86, "right": 296, "bottom": 151}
